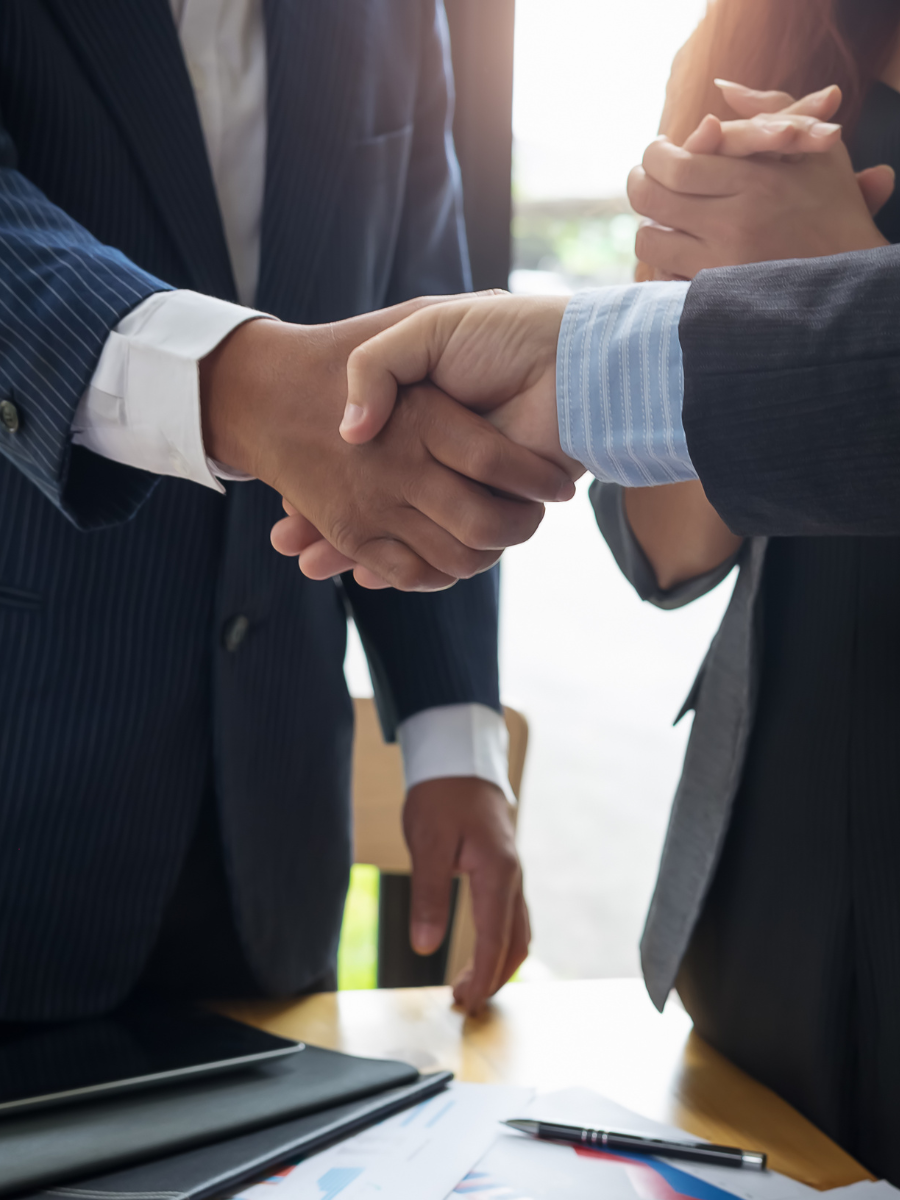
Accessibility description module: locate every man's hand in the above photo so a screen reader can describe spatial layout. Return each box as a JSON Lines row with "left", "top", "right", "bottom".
{"left": 270, "top": 294, "right": 581, "bottom": 584}
{"left": 200, "top": 300, "right": 574, "bottom": 592}
{"left": 628, "top": 83, "right": 892, "bottom": 281}
{"left": 340, "top": 295, "right": 575, "bottom": 453}
{"left": 404, "top": 776, "right": 529, "bottom": 1015}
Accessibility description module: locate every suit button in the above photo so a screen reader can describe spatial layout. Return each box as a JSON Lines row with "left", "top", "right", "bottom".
{"left": 223, "top": 614, "right": 250, "bottom": 652}
{"left": 0, "top": 400, "right": 19, "bottom": 432}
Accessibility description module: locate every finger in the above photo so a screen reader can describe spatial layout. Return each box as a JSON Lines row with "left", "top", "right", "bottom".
{"left": 857, "top": 163, "right": 896, "bottom": 216}
{"left": 357, "top": 539, "right": 460, "bottom": 592}
{"left": 295, "top": 538, "right": 360, "bottom": 579}
{"left": 342, "top": 300, "right": 485, "bottom": 444}
{"left": 454, "top": 886, "right": 531, "bottom": 1010}
{"left": 312, "top": 534, "right": 458, "bottom": 592}
{"left": 270, "top": 511, "right": 325, "bottom": 556}
{"left": 640, "top": 137, "right": 755, "bottom": 196}
{"left": 714, "top": 78, "right": 797, "bottom": 116}
{"left": 634, "top": 222, "right": 710, "bottom": 281}
{"left": 710, "top": 114, "right": 841, "bottom": 159}
{"left": 383, "top": 504, "right": 504, "bottom": 576}
{"left": 407, "top": 387, "right": 574, "bottom": 504}
{"left": 457, "top": 859, "right": 519, "bottom": 1015}
{"left": 783, "top": 84, "right": 842, "bottom": 121}
{"left": 628, "top": 168, "right": 714, "bottom": 236}
{"left": 409, "top": 841, "right": 458, "bottom": 958}
{"left": 407, "top": 467, "right": 545, "bottom": 553}
{"left": 351, "top": 565, "right": 392, "bottom": 589}
{"left": 282, "top": 497, "right": 298, "bottom": 516}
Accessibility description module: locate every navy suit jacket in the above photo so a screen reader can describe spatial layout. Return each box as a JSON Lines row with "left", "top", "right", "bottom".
{"left": 0, "top": 0, "right": 501, "bottom": 1020}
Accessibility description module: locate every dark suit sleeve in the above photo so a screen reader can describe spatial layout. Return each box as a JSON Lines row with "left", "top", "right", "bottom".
{"left": 0, "top": 119, "right": 170, "bottom": 530}
{"left": 343, "top": 570, "right": 501, "bottom": 740}
{"left": 681, "top": 244, "right": 900, "bottom": 537}
{"left": 344, "top": 1, "right": 499, "bottom": 741}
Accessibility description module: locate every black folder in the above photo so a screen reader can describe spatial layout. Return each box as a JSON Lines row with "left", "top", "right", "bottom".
{"left": 1, "top": 1042, "right": 451, "bottom": 1198}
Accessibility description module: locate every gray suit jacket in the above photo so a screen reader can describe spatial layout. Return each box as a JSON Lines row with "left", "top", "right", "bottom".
{"left": 593, "top": 243, "right": 900, "bottom": 1009}
{"left": 592, "top": 483, "right": 765, "bottom": 1011}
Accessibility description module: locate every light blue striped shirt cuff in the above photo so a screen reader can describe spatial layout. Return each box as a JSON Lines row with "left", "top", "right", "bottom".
{"left": 556, "top": 282, "right": 696, "bottom": 486}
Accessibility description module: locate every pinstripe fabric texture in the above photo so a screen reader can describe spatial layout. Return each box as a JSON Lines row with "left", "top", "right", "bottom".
{"left": 0, "top": 0, "right": 499, "bottom": 1019}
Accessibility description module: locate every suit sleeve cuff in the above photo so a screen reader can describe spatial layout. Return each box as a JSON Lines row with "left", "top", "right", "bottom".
{"left": 557, "top": 282, "right": 695, "bottom": 486}
{"left": 397, "top": 703, "right": 515, "bottom": 804}
{"left": 72, "top": 290, "right": 270, "bottom": 490}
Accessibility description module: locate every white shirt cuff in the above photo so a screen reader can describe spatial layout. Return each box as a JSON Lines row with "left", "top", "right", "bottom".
{"left": 72, "top": 290, "right": 269, "bottom": 491}
{"left": 397, "top": 703, "right": 515, "bottom": 805}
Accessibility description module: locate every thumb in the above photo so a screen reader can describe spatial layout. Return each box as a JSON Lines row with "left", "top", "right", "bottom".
{"left": 857, "top": 163, "right": 896, "bottom": 217}
{"left": 342, "top": 299, "right": 473, "bottom": 445}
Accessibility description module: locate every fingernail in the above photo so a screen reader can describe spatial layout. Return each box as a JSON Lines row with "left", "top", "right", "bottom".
{"left": 713, "top": 78, "right": 742, "bottom": 90}
{"left": 811, "top": 122, "right": 841, "bottom": 138}
{"left": 340, "top": 403, "right": 365, "bottom": 431}
{"left": 556, "top": 479, "right": 576, "bottom": 502}
{"left": 411, "top": 922, "right": 442, "bottom": 955}
{"left": 762, "top": 119, "right": 793, "bottom": 133}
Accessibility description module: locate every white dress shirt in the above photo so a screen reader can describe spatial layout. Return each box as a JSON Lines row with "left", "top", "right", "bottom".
{"left": 71, "top": 0, "right": 512, "bottom": 801}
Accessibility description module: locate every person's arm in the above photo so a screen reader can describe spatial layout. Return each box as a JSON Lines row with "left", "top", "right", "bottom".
{"left": 615, "top": 482, "right": 741, "bottom": 594}
{"left": 0, "top": 127, "right": 172, "bottom": 528}
{"left": 619, "top": 81, "right": 887, "bottom": 591}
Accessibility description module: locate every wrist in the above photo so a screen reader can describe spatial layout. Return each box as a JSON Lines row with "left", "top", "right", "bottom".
{"left": 199, "top": 316, "right": 282, "bottom": 476}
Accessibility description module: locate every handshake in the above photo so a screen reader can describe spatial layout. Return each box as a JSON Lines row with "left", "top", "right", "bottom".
{"left": 200, "top": 81, "right": 893, "bottom": 591}
{"left": 201, "top": 291, "right": 580, "bottom": 592}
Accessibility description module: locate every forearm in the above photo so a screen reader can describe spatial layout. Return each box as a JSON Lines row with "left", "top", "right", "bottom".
{"left": 0, "top": 167, "right": 169, "bottom": 525}
{"left": 623, "top": 480, "right": 743, "bottom": 590}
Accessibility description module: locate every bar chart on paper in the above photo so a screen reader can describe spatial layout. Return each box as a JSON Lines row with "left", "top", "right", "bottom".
{"left": 314, "top": 1169, "right": 363, "bottom": 1200}
{"left": 231, "top": 1084, "right": 530, "bottom": 1200}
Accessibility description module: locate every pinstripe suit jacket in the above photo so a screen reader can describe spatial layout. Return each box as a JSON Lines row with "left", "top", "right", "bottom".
{"left": 0, "top": 0, "right": 502, "bottom": 1020}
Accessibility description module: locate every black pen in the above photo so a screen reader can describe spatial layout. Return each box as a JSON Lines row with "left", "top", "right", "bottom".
{"left": 503, "top": 1119, "right": 767, "bottom": 1170}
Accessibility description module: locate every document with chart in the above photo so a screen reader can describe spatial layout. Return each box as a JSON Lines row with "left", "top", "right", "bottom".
{"left": 231, "top": 1083, "right": 530, "bottom": 1200}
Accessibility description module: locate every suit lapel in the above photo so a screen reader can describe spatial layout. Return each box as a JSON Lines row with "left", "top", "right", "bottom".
{"left": 43, "top": 0, "right": 236, "bottom": 300}
{"left": 257, "top": 0, "right": 367, "bottom": 321}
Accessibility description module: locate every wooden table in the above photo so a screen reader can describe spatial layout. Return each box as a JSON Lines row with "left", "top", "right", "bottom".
{"left": 218, "top": 979, "right": 873, "bottom": 1191}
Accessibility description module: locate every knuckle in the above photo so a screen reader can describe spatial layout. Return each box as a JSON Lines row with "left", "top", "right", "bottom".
{"left": 374, "top": 547, "right": 425, "bottom": 592}
{"left": 327, "top": 513, "right": 362, "bottom": 556}
{"left": 626, "top": 166, "right": 646, "bottom": 205}
{"left": 458, "top": 506, "right": 500, "bottom": 550}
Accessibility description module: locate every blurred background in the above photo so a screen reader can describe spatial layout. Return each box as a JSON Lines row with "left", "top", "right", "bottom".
{"left": 340, "top": 0, "right": 736, "bottom": 989}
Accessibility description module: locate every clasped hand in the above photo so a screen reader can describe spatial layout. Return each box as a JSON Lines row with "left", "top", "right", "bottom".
{"left": 628, "top": 80, "right": 893, "bottom": 279}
